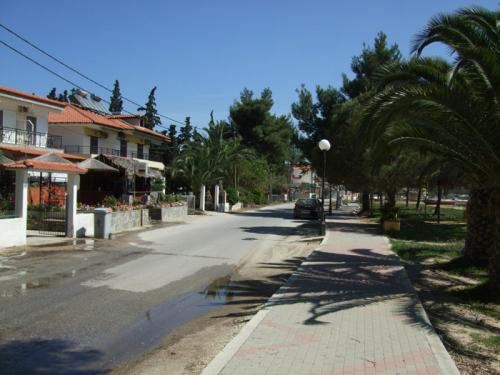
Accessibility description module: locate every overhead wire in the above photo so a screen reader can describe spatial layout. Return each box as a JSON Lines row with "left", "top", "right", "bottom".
{"left": 0, "top": 23, "right": 201, "bottom": 131}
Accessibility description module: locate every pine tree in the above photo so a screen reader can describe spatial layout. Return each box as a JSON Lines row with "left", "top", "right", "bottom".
{"left": 57, "top": 90, "right": 69, "bottom": 102}
{"left": 109, "top": 80, "right": 123, "bottom": 114}
{"left": 68, "top": 88, "right": 79, "bottom": 104}
{"left": 178, "top": 116, "right": 193, "bottom": 148}
{"left": 142, "top": 87, "right": 161, "bottom": 130}
{"left": 47, "top": 88, "right": 57, "bottom": 100}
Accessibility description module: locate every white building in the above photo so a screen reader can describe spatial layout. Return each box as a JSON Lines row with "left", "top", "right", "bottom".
{"left": 0, "top": 86, "right": 85, "bottom": 248}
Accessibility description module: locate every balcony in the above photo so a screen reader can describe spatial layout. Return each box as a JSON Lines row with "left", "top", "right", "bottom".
{"left": 0, "top": 126, "right": 63, "bottom": 149}
{"left": 63, "top": 145, "right": 162, "bottom": 162}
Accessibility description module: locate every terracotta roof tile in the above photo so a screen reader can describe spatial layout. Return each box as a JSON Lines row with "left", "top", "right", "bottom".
{"left": 49, "top": 105, "right": 133, "bottom": 130}
{"left": 132, "top": 125, "right": 170, "bottom": 141}
{"left": 1, "top": 159, "right": 87, "bottom": 174}
{"left": 0, "top": 86, "right": 65, "bottom": 108}
{"left": 49, "top": 105, "right": 170, "bottom": 142}
{"left": 0, "top": 145, "right": 85, "bottom": 161}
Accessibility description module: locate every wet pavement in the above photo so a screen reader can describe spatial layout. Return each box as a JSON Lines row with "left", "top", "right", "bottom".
{"left": 0, "top": 204, "right": 307, "bottom": 374}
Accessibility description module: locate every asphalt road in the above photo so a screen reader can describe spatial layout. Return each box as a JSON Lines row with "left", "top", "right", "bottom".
{"left": 0, "top": 204, "right": 306, "bottom": 374}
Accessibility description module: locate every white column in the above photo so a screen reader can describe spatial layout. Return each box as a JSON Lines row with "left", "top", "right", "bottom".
{"left": 66, "top": 174, "right": 80, "bottom": 238}
{"left": 200, "top": 185, "right": 206, "bottom": 211}
{"left": 15, "top": 170, "right": 28, "bottom": 219}
{"left": 214, "top": 184, "right": 220, "bottom": 211}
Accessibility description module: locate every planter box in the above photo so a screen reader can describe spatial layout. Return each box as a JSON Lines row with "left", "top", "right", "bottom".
{"left": 149, "top": 204, "right": 188, "bottom": 222}
{"left": 229, "top": 202, "right": 242, "bottom": 212}
{"left": 382, "top": 220, "right": 400, "bottom": 232}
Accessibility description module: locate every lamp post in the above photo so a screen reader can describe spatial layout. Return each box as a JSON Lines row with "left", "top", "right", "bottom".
{"left": 318, "top": 139, "right": 330, "bottom": 235}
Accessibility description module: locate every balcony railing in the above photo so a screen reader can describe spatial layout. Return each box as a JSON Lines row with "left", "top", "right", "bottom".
{"left": 64, "top": 145, "right": 162, "bottom": 162}
{"left": 0, "top": 127, "right": 62, "bottom": 149}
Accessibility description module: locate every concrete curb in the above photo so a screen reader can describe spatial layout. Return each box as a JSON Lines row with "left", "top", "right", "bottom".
{"left": 201, "top": 226, "right": 331, "bottom": 375}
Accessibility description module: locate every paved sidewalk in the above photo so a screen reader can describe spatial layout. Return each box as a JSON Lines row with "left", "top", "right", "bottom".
{"left": 203, "top": 208, "right": 459, "bottom": 375}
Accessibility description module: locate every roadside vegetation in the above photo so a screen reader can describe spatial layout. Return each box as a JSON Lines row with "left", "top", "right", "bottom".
{"left": 369, "top": 201, "right": 499, "bottom": 373}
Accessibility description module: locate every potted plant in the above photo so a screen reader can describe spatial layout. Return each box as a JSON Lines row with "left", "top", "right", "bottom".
{"left": 380, "top": 205, "right": 400, "bottom": 232}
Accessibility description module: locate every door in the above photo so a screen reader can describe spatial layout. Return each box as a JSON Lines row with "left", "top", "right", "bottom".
{"left": 120, "top": 139, "right": 127, "bottom": 157}
{"left": 137, "top": 143, "right": 144, "bottom": 159}
{"left": 26, "top": 116, "right": 37, "bottom": 146}
{"left": 90, "top": 136, "right": 99, "bottom": 154}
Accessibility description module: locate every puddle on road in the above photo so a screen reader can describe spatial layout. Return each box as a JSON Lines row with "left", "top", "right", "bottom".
{"left": 95, "top": 275, "right": 235, "bottom": 370}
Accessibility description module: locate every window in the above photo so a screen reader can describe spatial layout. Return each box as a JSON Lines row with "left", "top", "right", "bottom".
{"left": 90, "top": 136, "right": 99, "bottom": 154}
{"left": 137, "top": 144, "right": 144, "bottom": 159}
{"left": 120, "top": 139, "right": 127, "bottom": 157}
{"left": 0, "top": 110, "right": 3, "bottom": 130}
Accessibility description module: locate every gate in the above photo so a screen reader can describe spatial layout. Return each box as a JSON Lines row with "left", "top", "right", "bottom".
{"left": 27, "top": 206, "right": 67, "bottom": 236}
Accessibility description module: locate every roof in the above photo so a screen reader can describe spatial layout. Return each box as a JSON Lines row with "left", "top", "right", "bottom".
{"left": 133, "top": 125, "right": 169, "bottom": 141}
{"left": 49, "top": 105, "right": 131, "bottom": 130}
{"left": 77, "top": 158, "right": 118, "bottom": 172}
{"left": 0, "top": 86, "right": 65, "bottom": 109}
{"left": 49, "top": 105, "right": 170, "bottom": 142}
{"left": 108, "top": 114, "right": 143, "bottom": 119}
{"left": 0, "top": 144, "right": 85, "bottom": 161}
{"left": 1, "top": 157, "right": 87, "bottom": 174}
{"left": 0, "top": 154, "right": 13, "bottom": 164}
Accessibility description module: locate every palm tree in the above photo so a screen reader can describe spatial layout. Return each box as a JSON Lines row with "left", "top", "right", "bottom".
{"left": 362, "top": 7, "right": 500, "bottom": 290}
{"left": 171, "top": 120, "right": 243, "bottom": 206}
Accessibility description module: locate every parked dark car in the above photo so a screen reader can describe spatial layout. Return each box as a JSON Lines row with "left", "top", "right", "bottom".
{"left": 293, "top": 198, "right": 323, "bottom": 219}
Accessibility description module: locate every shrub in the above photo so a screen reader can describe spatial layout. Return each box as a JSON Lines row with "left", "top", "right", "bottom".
{"left": 226, "top": 187, "right": 239, "bottom": 205}
{"left": 380, "top": 205, "right": 399, "bottom": 221}
{"left": 151, "top": 178, "right": 165, "bottom": 192}
{"left": 252, "top": 190, "right": 266, "bottom": 205}
{"left": 102, "top": 195, "right": 118, "bottom": 208}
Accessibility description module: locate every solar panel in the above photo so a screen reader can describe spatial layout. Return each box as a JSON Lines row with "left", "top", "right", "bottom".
{"left": 74, "top": 91, "right": 110, "bottom": 115}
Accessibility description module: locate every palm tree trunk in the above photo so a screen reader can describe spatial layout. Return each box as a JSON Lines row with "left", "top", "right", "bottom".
{"left": 488, "top": 203, "right": 500, "bottom": 292}
{"left": 464, "top": 188, "right": 494, "bottom": 263}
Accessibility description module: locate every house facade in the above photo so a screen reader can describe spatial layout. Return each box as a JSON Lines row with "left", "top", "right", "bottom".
{"left": 48, "top": 91, "right": 170, "bottom": 204}
{"left": 0, "top": 86, "right": 66, "bottom": 151}
{"left": 0, "top": 86, "right": 86, "bottom": 248}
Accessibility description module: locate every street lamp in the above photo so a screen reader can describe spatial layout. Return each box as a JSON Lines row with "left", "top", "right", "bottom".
{"left": 318, "top": 139, "right": 330, "bottom": 235}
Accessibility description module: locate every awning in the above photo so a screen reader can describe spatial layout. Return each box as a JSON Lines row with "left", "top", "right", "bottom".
{"left": 97, "top": 154, "right": 163, "bottom": 178}
{"left": 132, "top": 158, "right": 165, "bottom": 171}
{"left": 77, "top": 158, "right": 118, "bottom": 172}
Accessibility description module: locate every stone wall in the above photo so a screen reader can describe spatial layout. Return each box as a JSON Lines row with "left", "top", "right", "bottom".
{"left": 149, "top": 204, "right": 187, "bottom": 222}
{"left": 110, "top": 209, "right": 150, "bottom": 234}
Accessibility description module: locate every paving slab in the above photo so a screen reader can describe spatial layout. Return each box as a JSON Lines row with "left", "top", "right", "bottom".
{"left": 203, "top": 208, "right": 459, "bottom": 375}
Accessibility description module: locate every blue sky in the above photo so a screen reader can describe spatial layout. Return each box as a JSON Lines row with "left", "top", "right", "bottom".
{"left": 0, "top": 0, "right": 496, "bottom": 131}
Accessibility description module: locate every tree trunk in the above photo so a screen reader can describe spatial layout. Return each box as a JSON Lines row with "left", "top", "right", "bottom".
{"left": 405, "top": 186, "right": 410, "bottom": 208}
{"left": 416, "top": 185, "right": 422, "bottom": 211}
{"left": 387, "top": 191, "right": 396, "bottom": 209}
{"left": 464, "top": 188, "right": 494, "bottom": 263}
{"left": 434, "top": 184, "right": 442, "bottom": 223}
{"left": 488, "top": 204, "right": 500, "bottom": 291}
{"left": 362, "top": 191, "right": 370, "bottom": 212}
{"left": 379, "top": 192, "right": 384, "bottom": 208}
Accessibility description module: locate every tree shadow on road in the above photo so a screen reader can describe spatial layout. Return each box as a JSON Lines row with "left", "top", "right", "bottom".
{"left": 0, "top": 338, "right": 103, "bottom": 374}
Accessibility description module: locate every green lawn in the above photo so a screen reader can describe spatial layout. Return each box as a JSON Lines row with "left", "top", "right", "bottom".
{"left": 377, "top": 203, "right": 497, "bottom": 309}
